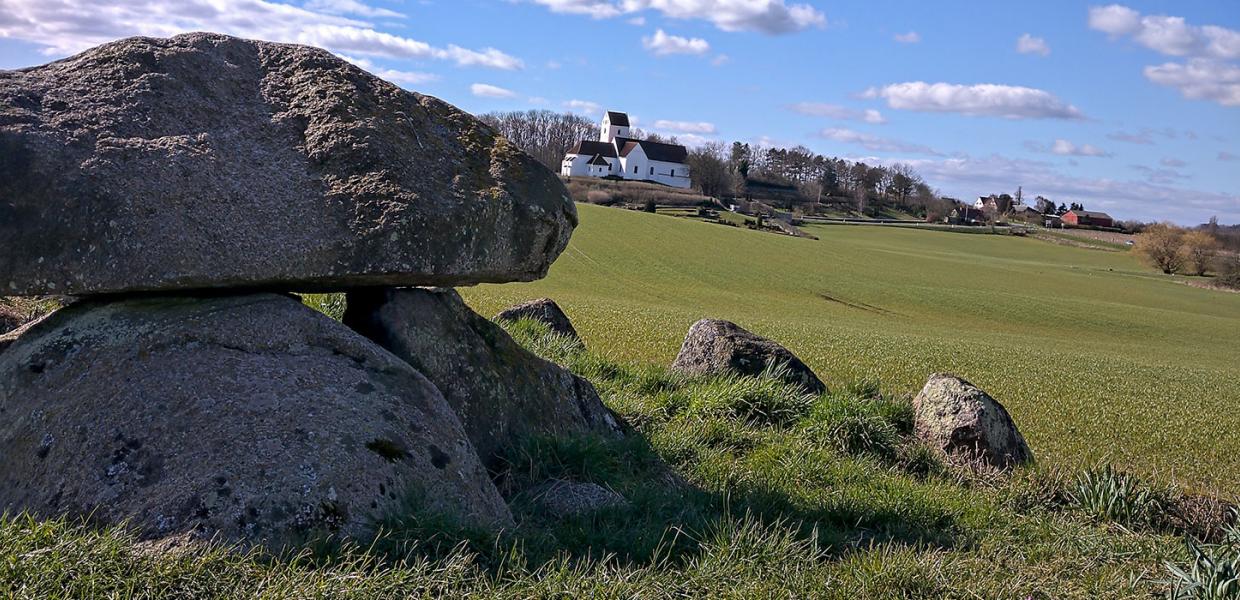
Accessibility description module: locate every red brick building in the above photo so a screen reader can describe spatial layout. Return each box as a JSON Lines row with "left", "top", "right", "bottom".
{"left": 1062, "top": 209, "right": 1114, "bottom": 228}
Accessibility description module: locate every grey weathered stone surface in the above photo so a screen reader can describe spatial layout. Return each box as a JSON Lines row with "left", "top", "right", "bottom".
{"left": 912, "top": 373, "right": 1033, "bottom": 469}
{"left": 0, "top": 293, "right": 512, "bottom": 548}
{"left": 528, "top": 479, "right": 628, "bottom": 518}
{"left": 670, "top": 319, "right": 826, "bottom": 394}
{"left": 496, "top": 298, "right": 582, "bottom": 342}
{"left": 0, "top": 32, "right": 575, "bottom": 296}
{"left": 344, "top": 288, "right": 622, "bottom": 466}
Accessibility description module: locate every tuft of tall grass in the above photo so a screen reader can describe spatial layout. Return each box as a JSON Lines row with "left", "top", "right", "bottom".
{"left": 1163, "top": 509, "right": 1240, "bottom": 600}
{"left": 1069, "top": 465, "right": 1171, "bottom": 529}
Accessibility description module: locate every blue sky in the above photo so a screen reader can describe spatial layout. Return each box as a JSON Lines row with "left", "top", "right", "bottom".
{"left": 1, "top": 0, "right": 1237, "bottom": 224}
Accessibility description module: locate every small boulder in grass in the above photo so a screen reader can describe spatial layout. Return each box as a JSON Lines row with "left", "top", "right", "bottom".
{"left": 912, "top": 373, "right": 1033, "bottom": 470}
{"left": 528, "top": 479, "right": 628, "bottom": 518}
{"left": 670, "top": 319, "right": 826, "bottom": 394}
{"left": 496, "top": 298, "right": 582, "bottom": 343}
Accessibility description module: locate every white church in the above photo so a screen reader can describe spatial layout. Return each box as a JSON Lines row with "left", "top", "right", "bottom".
{"left": 560, "top": 111, "right": 692, "bottom": 189}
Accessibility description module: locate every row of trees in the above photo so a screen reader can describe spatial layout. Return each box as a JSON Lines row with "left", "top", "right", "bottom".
{"left": 687, "top": 141, "right": 949, "bottom": 218}
{"left": 478, "top": 110, "right": 597, "bottom": 171}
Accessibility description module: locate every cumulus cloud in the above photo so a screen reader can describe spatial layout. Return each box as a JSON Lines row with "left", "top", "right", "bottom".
{"left": 862, "top": 82, "right": 1084, "bottom": 119}
{"left": 529, "top": 0, "right": 825, "bottom": 34}
{"left": 653, "top": 119, "right": 716, "bottom": 134}
{"left": 1016, "top": 33, "right": 1050, "bottom": 56}
{"left": 337, "top": 54, "right": 437, "bottom": 87}
{"left": 1089, "top": 4, "right": 1240, "bottom": 107}
{"left": 470, "top": 83, "right": 517, "bottom": 98}
{"left": 1143, "top": 58, "right": 1240, "bottom": 106}
{"left": 0, "top": 0, "right": 524, "bottom": 69}
{"left": 817, "top": 128, "right": 940, "bottom": 155}
{"left": 893, "top": 31, "right": 920, "bottom": 44}
{"left": 1025, "top": 139, "right": 1112, "bottom": 157}
{"left": 788, "top": 102, "right": 886, "bottom": 124}
{"left": 304, "top": 0, "right": 403, "bottom": 18}
{"left": 642, "top": 29, "right": 710, "bottom": 56}
{"left": 564, "top": 99, "right": 603, "bottom": 115}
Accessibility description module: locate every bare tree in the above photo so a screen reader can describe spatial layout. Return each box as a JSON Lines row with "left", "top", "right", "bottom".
{"left": 686, "top": 141, "right": 731, "bottom": 198}
{"left": 479, "top": 110, "right": 596, "bottom": 170}
{"left": 1136, "top": 223, "right": 1186, "bottom": 274}
{"left": 1181, "top": 230, "right": 1219, "bottom": 276}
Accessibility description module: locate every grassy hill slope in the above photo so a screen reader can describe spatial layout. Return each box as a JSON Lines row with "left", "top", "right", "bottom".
{"left": 462, "top": 204, "right": 1240, "bottom": 493}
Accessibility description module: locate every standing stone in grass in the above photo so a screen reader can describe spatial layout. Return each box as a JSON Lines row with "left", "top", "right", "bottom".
{"left": 0, "top": 32, "right": 574, "bottom": 296}
{"left": 670, "top": 319, "right": 826, "bottom": 394}
{"left": 0, "top": 293, "right": 512, "bottom": 548}
{"left": 496, "top": 298, "right": 582, "bottom": 343}
{"left": 912, "top": 373, "right": 1033, "bottom": 469}
{"left": 344, "top": 287, "right": 622, "bottom": 467}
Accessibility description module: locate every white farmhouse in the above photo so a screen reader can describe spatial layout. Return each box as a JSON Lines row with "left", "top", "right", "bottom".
{"left": 560, "top": 111, "right": 692, "bottom": 189}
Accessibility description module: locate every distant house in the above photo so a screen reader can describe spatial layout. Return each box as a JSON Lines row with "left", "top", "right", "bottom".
{"left": 560, "top": 110, "right": 691, "bottom": 189}
{"left": 1062, "top": 209, "right": 1114, "bottom": 228}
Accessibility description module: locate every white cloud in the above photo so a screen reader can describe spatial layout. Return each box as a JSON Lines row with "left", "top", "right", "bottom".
{"left": 1143, "top": 58, "right": 1240, "bottom": 106}
{"left": 529, "top": 0, "right": 825, "bottom": 34}
{"left": 1130, "top": 164, "right": 1189, "bottom": 184}
{"left": 0, "top": 0, "right": 523, "bottom": 69}
{"left": 470, "top": 83, "right": 517, "bottom": 99}
{"left": 1220, "top": 151, "right": 1239, "bottom": 162}
{"left": 862, "top": 82, "right": 1084, "bottom": 119}
{"left": 338, "top": 54, "right": 437, "bottom": 87}
{"left": 653, "top": 119, "right": 716, "bottom": 134}
{"left": 1052, "top": 139, "right": 1110, "bottom": 157}
{"left": 642, "top": 29, "right": 710, "bottom": 56}
{"left": 788, "top": 102, "right": 886, "bottom": 124}
{"left": 304, "top": 0, "right": 404, "bottom": 19}
{"left": 711, "top": 53, "right": 730, "bottom": 66}
{"left": 1025, "top": 139, "right": 1111, "bottom": 157}
{"left": 1016, "top": 33, "right": 1050, "bottom": 56}
{"left": 893, "top": 31, "right": 920, "bottom": 44}
{"left": 817, "top": 128, "right": 940, "bottom": 155}
{"left": 627, "top": 16, "right": 646, "bottom": 25}
{"left": 1089, "top": 5, "right": 1240, "bottom": 107}
{"left": 564, "top": 99, "right": 603, "bottom": 115}
{"left": 1160, "top": 157, "right": 1187, "bottom": 168}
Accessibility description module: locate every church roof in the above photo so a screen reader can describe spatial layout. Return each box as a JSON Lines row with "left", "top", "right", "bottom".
{"left": 567, "top": 140, "right": 617, "bottom": 158}
{"left": 619, "top": 138, "right": 689, "bottom": 163}
{"left": 605, "top": 111, "right": 630, "bottom": 126}
{"left": 587, "top": 154, "right": 610, "bottom": 166}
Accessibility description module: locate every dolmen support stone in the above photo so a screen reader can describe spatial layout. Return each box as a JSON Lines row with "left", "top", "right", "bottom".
{"left": 0, "top": 32, "right": 575, "bottom": 296}
{"left": 496, "top": 298, "right": 583, "bottom": 343}
{"left": 912, "top": 373, "right": 1033, "bottom": 470}
{"left": 670, "top": 319, "right": 826, "bottom": 394}
{"left": 344, "top": 288, "right": 622, "bottom": 467}
{"left": 0, "top": 294, "right": 513, "bottom": 547}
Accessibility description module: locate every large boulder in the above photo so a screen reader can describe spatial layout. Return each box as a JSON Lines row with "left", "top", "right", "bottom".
{"left": 496, "top": 298, "right": 582, "bottom": 343}
{"left": 670, "top": 319, "right": 826, "bottom": 394}
{"left": 912, "top": 373, "right": 1033, "bottom": 469}
{"left": 0, "top": 293, "right": 512, "bottom": 548}
{"left": 344, "top": 288, "right": 622, "bottom": 466}
{"left": 0, "top": 33, "right": 574, "bottom": 296}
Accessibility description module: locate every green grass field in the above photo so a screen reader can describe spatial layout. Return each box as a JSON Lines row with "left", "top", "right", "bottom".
{"left": 462, "top": 203, "right": 1240, "bottom": 494}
